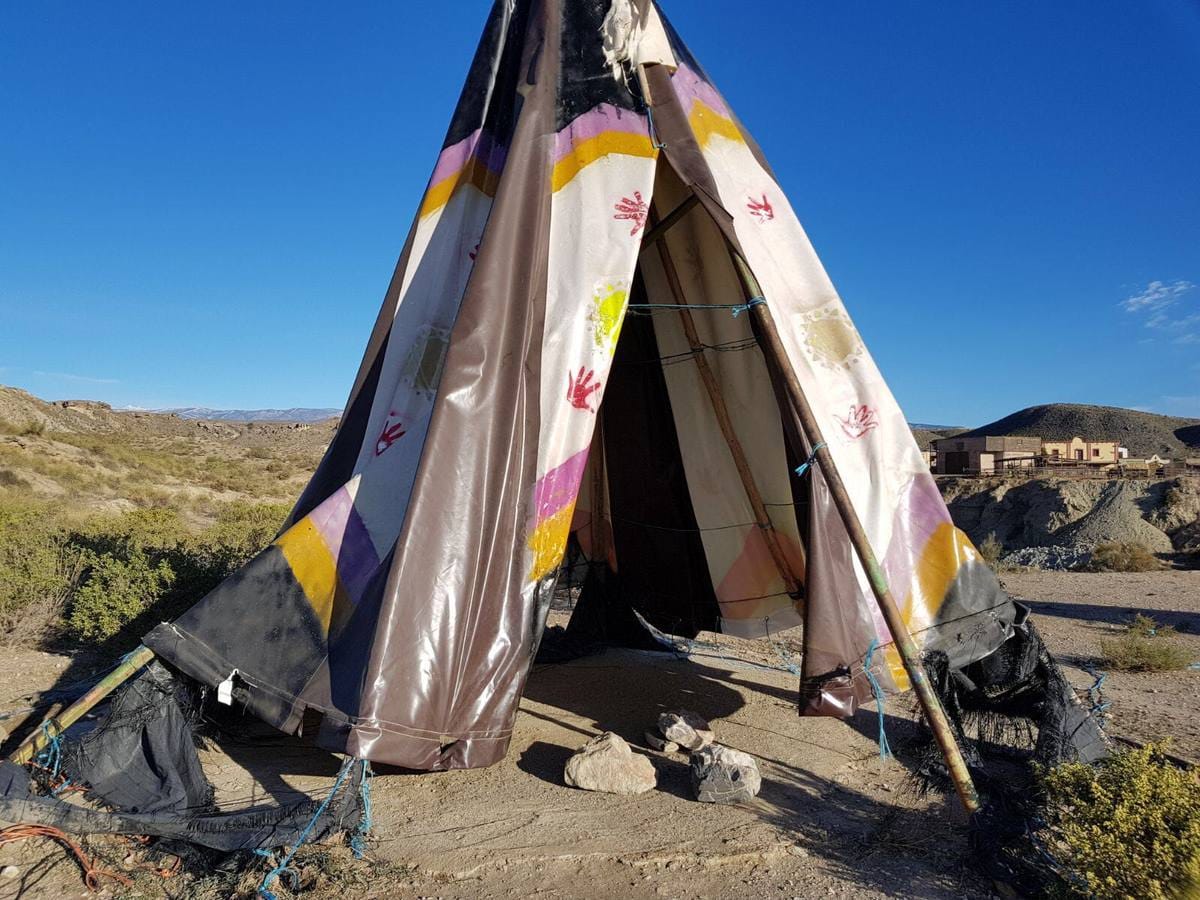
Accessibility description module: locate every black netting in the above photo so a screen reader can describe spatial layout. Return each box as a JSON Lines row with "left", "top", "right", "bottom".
{"left": 0, "top": 663, "right": 364, "bottom": 852}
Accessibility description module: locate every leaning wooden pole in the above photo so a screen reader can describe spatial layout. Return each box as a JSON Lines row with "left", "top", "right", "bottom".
{"left": 726, "top": 250, "right": 981, "bottom": 815}
{"left": 9, "top": 645, "right": 155, "bottom": 766}
{"left": 647, "top": 209, "right": 804, "bottom": 598}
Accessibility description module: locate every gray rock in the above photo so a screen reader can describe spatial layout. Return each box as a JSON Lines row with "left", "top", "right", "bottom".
{"left": 564, "top": 732, "right": 656, "bottom": 794}
{"left": 1000, "top": 544, "right": 1093, "bottom": 571}
{"left": 690, "top": 744, "right": 761, "bottom": 804}
{"left": 644, "top": 731, "right": 679, "bottom": 753}
{"left": 657, "top": 710, "right": 714, "bottom": 751}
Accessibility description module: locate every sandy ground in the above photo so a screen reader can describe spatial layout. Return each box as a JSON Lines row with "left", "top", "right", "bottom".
{"left": 1, "top": 570, "right": 1197, "bottom": 899}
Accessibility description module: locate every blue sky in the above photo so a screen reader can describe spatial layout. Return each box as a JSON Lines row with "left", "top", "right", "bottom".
{"left": 2, "top": 1, "right": 1198, "bottom": 425}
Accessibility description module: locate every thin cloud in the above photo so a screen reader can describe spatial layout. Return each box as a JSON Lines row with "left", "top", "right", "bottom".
{"left": 1121, "top": 279, "right": 1194, "bottom": 314}
{"left": 32, "top": 370, "right": 121, "bottom": 385}
{"left": 1122, "top": 279, "right": 1199, "bottom": 344}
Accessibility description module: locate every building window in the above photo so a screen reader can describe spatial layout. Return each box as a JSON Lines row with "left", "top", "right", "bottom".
{"left": 1092, "top": 448, "right": 1100, "bottom": 458}
{"left": 1075, "top": 450, "right": 1084, "bottom": 460}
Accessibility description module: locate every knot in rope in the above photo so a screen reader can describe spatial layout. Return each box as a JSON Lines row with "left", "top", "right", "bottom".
{"left": 730, "top": 296, "right": 766, "bottom": 318}
{"left": 794, "top": 442, "right": 826, "bottom": 478}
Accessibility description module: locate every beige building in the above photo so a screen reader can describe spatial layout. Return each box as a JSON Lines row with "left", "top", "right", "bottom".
{"left": 1041, "top": 436, "right": 1119, "bottom": 465}
{"left": 932, "top": 435, "right": 1041, "bottom": 475}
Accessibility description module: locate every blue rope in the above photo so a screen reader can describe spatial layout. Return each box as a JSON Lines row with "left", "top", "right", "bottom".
{"left": 36, "top": 722, "right": 63, "bottom": 779}
{"left": 794, "top": 442, "right": 826, "bottom": 478}
{"left": 863, "top": 639, "right": 893, "bottom": 759}
{"left": 257, "top": 757, "right": 357, "bottom": 900}
{"left": 730, "top": 296, "right": 766, "bottom": 318}
{"left": 349, "top": 760, "right": 373, "bottom": 860}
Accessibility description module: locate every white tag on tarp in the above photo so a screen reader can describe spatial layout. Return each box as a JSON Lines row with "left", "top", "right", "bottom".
{"left": 216, "top": 669, "right": 238, "bottom": 706}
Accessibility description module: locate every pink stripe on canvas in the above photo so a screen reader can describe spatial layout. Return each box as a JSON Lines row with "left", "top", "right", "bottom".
{"left": 531, "top": 447, "right": 591, "bottom": 524}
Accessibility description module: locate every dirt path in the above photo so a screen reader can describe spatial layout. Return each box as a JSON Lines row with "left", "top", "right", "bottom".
{"left": 1, "top": 570, "right": 1197, "bottom": 898}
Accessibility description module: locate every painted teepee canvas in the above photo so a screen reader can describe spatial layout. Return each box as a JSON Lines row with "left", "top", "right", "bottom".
{"left": 146, "top": 0, "right": 1016, "bottom": 770}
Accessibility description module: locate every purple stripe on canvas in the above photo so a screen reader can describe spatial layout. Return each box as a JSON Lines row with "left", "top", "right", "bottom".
{"left": 552, "top": 104, "right": 649, "bottom": 163}
{"left": 428, "top": 129, "right": 509, "bottom": 189}
{"left": 309, "top": 485, "right": 383, "bottom": 605}
{"left": 670, "top": 63, "right": 730, "bottom": 117}
{"left": 334, "top": 503, "right": 381, "bottom": 603}
{"left": 531, "top": 447, "right": 591, "bottom": 524}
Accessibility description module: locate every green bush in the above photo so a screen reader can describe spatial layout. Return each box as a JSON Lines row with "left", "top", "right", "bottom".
{"left": 1040, "top": 744, "right": 1200, "bottom": 900}
{"left": 67, "top": 549, "right": 175, "bottom": 642}
{"left": 1099, "top": 614, "right": 1190, "bottom": 673}
{"left": 1085, "top": 542, "right": 1163, "bottom": 573}
{"left": 0, "top": 500, "right": 85, "bottom": 642}
{"left": 1100, "top": 633, "right": 1190, "bottom": 673}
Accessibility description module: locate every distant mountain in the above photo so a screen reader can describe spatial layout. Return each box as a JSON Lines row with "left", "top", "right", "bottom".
{"left": 159, "top": 407, "right": 340, "bottom": 423}
{"left": 960, "top": 404, "right": 1200, "bottom": 459}
{"left": 908, "top": 422, "right": 965, "bottom": 431}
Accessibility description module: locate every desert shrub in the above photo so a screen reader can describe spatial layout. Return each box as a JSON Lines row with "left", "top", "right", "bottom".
{"left": 1085, "top": 542, "right": 1163, "bottom": 572}
{"left": 1040, "top": 744, "right": 1200, "bottom": 900}
{"left": 1129, "top": 613, "right": 1174, "bottom": 638}
{"left": 66, "top": 549, "right": 175, "bottom": 642}
{"left": 0, "top": 468, "right": 29, "bottom": 488}
{"left": 0, "top": 500, "right": 85, "bottom": 643}
{"left": 246, "top": 445, "right": 274, "bottom": 459}
{"left": 20, "top": 420, "right": 46, "bottom": 437}
{"left": 203, "top": 501, "right": 288, "bottom": 561}
{"left": 1099, "top": 615, "right": 1190, "bottom": 672}
{"left": 978, "top": 532, "right": 1004, "bottom": 566}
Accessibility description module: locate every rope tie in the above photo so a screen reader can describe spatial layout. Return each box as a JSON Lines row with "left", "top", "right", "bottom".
{"left": 863, "top": 639, "right": 893, "bottom": 759}
{"left": 794, "top": 442, "right": 826, "bottom": 478}
{"left": 257, "top": 756, "right": 358, "bottom": 900}
{"left": 349, "top": 760, "right": 373, "bottom": 859}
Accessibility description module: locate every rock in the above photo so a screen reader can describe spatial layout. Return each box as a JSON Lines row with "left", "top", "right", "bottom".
{"left": 1, "top": 866, "right": 18, "bottom": 880}
{"left": 644, "top": 731, "right": 679, "bottom": 753}
{"left": 564, "top": 732, "right": 656, "bottom": 794}
{"left": 690, "top": 745, "right": 761, "bottom": 804}
{"left": 657, "top": 710, "right": 714, "bottom": 751}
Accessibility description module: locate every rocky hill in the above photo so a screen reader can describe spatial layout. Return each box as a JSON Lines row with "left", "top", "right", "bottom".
{"left": 0, "top": 385, "right": 334, "bottom": 522}
{"left": 959, "top": 403, "right": 1200, "bottom": 458}
{"left": 159, "top": 406, "right": 340, "bottom": 423}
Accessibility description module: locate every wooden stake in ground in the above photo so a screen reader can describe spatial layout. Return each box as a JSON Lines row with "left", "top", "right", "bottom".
{"left": 726, "top": 248, "right": 982, "bottom": 815}
{"left": 8, "top": 645, "right": 155, "bottom": 766}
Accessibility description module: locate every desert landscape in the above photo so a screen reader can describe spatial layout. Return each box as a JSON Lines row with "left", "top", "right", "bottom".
{"left": 0, "top": 386, "right": 1197, "bottom": 899}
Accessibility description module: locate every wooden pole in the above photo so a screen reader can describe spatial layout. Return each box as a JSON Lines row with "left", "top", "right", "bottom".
{"left": 725, "top": 249, "right": 981, "bottom": 814}
{"left": 646, "top": 208, "right": 804, "bottom": 598}
{"left": 9, "top": 645, "right": 155, "bottom": 766}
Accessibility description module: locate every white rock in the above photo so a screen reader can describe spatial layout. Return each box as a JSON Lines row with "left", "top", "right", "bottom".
{"left": 690, "top": 744, "right": 761, "bottom": 804}
{"left": 1, "top": 866, "right": 18, "bottom": 880}
{"left": 564, "top": 732, "right": 656, "bottom": 794}
{"left": 644, "top": 731, "right": 679, "bottom": 753}
{"left": 657, "top": 710, "right": 714, "bottom": 751}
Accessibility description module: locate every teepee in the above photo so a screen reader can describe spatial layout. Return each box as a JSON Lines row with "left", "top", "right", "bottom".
{"left": 16, "top": 0, "right": 1046, "bottom": 813}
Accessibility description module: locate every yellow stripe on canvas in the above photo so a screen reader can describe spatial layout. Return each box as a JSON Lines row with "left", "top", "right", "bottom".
{"left": 687, "top": 100, "right": 745, "bottom": 149}
{"left": 419, "top": 157, "right": 502, "bottom": 218}
{"left": 551, "top": 131, "right": 658, "bottom": 193}
{"left": 527, "top": 503, "right": 577, "bottom": 582}
{"left": 275, "top": 517, "right": 341, "bottom": 634}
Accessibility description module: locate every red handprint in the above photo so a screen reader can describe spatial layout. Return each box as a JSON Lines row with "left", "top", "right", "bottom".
{"left": 613, "top": 191, "right": 648, "bottom": 236}
{"left": 374, "top": 411, "right": 406, "bottom": 456}
{"left": 747, "top": 194, "right": 774, "bottom": 223}
{"left": 838, "top": 404, "right": 879, "bottom": 440}
{"left": 567, "top": 367, "right": 602, "bottom": 412}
